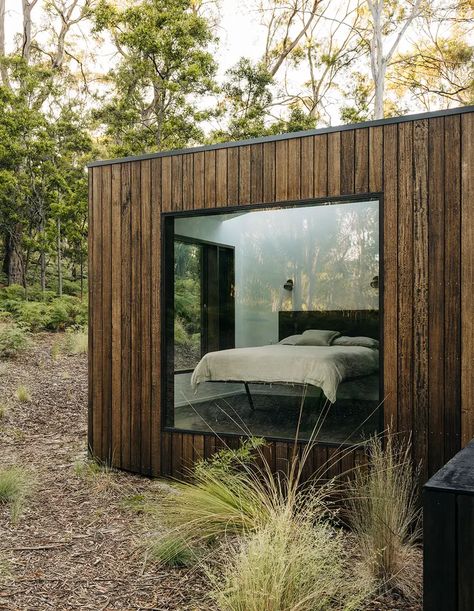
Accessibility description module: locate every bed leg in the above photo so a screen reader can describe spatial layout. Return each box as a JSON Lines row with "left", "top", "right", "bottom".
{"left": 244, "top": 383, "right": 255, "bottom": 411}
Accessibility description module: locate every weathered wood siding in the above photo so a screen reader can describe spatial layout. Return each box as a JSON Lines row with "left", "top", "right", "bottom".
{"left": 88, "top": 108, "right": 474, "bottom": 480}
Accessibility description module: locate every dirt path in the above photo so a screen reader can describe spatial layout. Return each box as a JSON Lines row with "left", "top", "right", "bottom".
{"left": 0, "top": 334, "right": 208, "bottom": 610}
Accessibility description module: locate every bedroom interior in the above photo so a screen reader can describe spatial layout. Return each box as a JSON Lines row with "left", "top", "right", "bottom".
{"left": 87, "top": 105, "right": 473, "bottom": 481}
{"left": 164, "top": 199, "right": 381, "bottom": 443}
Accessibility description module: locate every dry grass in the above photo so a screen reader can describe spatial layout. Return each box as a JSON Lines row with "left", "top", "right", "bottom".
{"left": 347, "top": 434, "right": 421, "bottom": 600}
{"left": 0, "top": 466, "right": 31, "bottom": 521}
{"left": 63, "top": 328, "right": 88, "bottom": 354}
{"left": 152, "top": 434, "right": 371, "bottom": 610}
{"left": 211, "top": 513, "right": 366, "bottom": 611}
{"left": 15, "top": 384, "right": 31, "bottom": 402}
{"left": 0, "top": 402, "right": 8, "bottom": 419}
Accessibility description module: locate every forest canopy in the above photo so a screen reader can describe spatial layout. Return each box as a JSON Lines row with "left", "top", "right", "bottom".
{"left": 0, "top": 0, "right": 472, "bottom": 292}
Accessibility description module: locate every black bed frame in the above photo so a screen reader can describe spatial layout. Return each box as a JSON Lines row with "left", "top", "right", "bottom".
{"left": 218, "top": 309, "right": 380, "bottom": 410}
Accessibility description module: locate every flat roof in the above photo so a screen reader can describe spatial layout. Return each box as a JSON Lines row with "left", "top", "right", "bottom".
{"left": 425, "top": 439, "right": 474, "bottom": 496}
{"left": 88, "top": 105, "right": 474, "bottom": 168}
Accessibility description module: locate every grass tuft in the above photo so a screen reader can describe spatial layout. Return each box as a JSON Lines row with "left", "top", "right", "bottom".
{"left": 50, "top": 340, "right": 62, "bottom": 361}
{"left": 347, "top": 433, "right": 421, "bottom": 599}
{"left": 63, "top": 328, "right": 88, "bottom": 355}
{"left": 211, "top": 513, "right": 366, "bottom": 611}
{"left": 0, "top": 467, "right": 31, "bottom": 521}
{"left": 148, "top": 533, "right": 196, "bottom": 567}
{"left": 15, "top": 385, "right": 31, "bottom": 403}
{"left": 0, "top": 403, "right": 8, "bottom": 420}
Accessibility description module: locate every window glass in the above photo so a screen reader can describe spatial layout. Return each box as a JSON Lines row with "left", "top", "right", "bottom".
{"left": 164, "top": 199, "right": 381, "bottom": 443}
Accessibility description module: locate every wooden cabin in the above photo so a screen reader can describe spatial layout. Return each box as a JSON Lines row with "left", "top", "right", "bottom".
{"left": 88, "top": 106, "right": 474, "bottom": 483}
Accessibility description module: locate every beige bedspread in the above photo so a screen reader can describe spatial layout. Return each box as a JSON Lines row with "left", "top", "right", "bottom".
{"left": 190, "top": 344, "right": 379, "bottom": 403}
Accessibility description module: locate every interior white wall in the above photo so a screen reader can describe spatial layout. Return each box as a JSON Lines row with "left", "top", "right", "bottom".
{"left": 175, "top": 200, "right": 379, "bottom": 348}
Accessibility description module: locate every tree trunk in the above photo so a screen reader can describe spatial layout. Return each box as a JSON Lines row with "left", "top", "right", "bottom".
{"left": 39, "top": 210, "right": 46, "bottom": 292}
{"left": 5, "top": 229, "right": 24, "bottom": 286}
{"left": 80, "top": 254, "right": 84, "bottom": 301}
{"left": 57, "top": 218, "right": 63, "bottom": 297}
{"left": 373, "top": 66, "right": 385, "bottom": 119}
{"left": 0, "top": 0, "right": 10, "bottom": 86}
{"left": 22, "top": 0, "right": 38, "bottom": 63}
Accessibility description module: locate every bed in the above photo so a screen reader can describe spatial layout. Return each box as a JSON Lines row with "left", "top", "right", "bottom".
{"left": 190, "top": 310, "right": 379, "bottom": 405}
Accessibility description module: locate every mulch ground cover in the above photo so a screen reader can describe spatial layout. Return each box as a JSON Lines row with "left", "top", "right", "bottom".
{"left": 0, "top": 334, "right": 421, "bottom": 610}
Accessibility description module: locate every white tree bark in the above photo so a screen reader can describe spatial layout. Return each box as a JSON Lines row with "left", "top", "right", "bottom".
{"left": 22, "top": 0, "right": 39, "bottom": 63}
{"left": 366, "top": 0, "right": 422, "bottom": 118}
{"left": 0, "top": 0, "right": 10, "bottom": 85}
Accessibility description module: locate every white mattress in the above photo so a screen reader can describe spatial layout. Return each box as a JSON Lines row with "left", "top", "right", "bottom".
{"left": 190, "top": 344, "right": 379, "bottom": 403}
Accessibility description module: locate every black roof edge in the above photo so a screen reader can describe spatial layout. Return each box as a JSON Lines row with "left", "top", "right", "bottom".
{"left": 88, "top": 105, "right": 474, "bottom": 168}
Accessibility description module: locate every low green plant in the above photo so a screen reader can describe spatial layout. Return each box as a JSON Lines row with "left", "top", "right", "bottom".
{"left": 0, "top": 323, "right": 29, "bottom": 358}
{"left": 0, "top": 467, "right": 30, "bottom": 521}
{"left": 15, "top": 385, "right": 31, "bottom": 403}
{"left": 47, "top": 297, "right": 88, "bottom": 331}
{"left": 14, "top": 301, "right": 50, "bottom": 332}
{"left": 158, "top": 438, "right": 281, "bottom": 547}
{"left": 0, "top": 284, "right": 26, "bottom": 301}
{"left": 347, "top": 433, "right": 421, "bottom": 599}
{"left": 148, "top": 533, "right": 196, "bottom": 567}
{"left": 0, "top": 403, "right": 8, "bottom": 419}
{"left": 0, "top": 285, "right": 88, "bottom": 332}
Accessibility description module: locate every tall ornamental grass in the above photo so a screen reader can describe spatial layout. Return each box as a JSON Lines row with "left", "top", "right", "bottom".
{"left": 347, "top": 434, "right": 421, "bottom": 599}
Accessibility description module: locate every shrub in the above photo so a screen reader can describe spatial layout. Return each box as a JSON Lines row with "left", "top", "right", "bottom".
{"left": 174, "top": 317, "right": 189, "bottom": 346}
{"left": 15, "top": 385, "right": 31, "bottom": 402}
{"left": 0, "top": 285, "right": 88, "bottom": 332}
{"left": 0, "top": 284, "right": 26, "bottom": 301}
{"left": 0, "top": 323, "right": 29, "bottom": 358}
{"left": 46, "top": 297, "right": 88, "bottom": 331}
{"left": 0, "top": 467, "right": 30, "bottom": 521}
{"left": 347, "top": 434, "right": 421, "bottom": 599}
{"left": 15, "top": 301, "right": 50, "bottom": 332}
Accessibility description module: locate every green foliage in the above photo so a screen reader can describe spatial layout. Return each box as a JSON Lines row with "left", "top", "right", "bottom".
{"left": 347, "top": 434, "right": 421, "bottom": 599}
{"left": 194, "top": 437, "right": 266, "bottom": 478}
{"left": 14, "top": 302, "right": 50, "bottom": 332}
{"left": 93, "top": 0, "right": 218, "bottom": 156}
{"left": 0, "top": 466, "right": 31, "bottom": 521}
{"left": 0, "top": 323, "right": 29, "bottom": 358}
{"left": 148, "top": 533, "right": 196, "bottom": 567}
{"left": 0, "top": 287, "right": 87, "bottom": 332}
{"left": 212, "top": 58, "right": 273, "bottom": 142}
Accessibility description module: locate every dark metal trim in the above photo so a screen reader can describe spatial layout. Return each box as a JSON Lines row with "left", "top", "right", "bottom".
{"left": 162, "top": 424, "right": 366, "bottom": 449}
{"left": 162, "top": 193, "right": 382, "bottom": 219}
{"left": 161, "top": 193, "right": 384, "bottom": 446}
{"left": 88, "top": 105, "right": 474, "bottom": 168}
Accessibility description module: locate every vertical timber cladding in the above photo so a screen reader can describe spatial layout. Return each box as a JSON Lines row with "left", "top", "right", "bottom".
{"left": 87, "top": 107, "right": 474, "bottom": 480}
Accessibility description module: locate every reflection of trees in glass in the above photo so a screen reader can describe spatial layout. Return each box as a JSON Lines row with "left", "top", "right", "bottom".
{"left": 237, "top": 202, "right": 379, "bottom": 312}
{"left": 174, "top": 241, "right": 201, "bottom": 369}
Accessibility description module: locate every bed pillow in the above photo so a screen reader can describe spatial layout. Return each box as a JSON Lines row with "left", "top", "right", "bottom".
{"left": 278, "top": 334, "right": 302, "bottom": 345}
{"left": 294, "top": 329, "right": 340, "bottom": 346}
{"left": 332, "top": 335, "right": 379, "bottom": 349}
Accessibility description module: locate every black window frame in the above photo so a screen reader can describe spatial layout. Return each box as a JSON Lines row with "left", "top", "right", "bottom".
{"left": 161, "top": 193, "right": 384, "bottom": 443}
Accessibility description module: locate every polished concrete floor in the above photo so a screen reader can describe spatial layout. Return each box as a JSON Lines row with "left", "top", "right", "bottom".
{"left": 172, "top": 374, "right": 380, "bottom": 443}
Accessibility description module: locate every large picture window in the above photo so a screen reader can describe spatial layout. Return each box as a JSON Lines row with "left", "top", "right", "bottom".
{"left": 163, "top": 198, "right": 382, "bottom": 443}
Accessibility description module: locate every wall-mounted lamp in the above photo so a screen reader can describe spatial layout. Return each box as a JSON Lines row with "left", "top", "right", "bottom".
{"left": 283, "top": 279, "right": 294, "bottom": 291}
{"left": 370, "top": 275, "right": 379, "bottom": 290}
